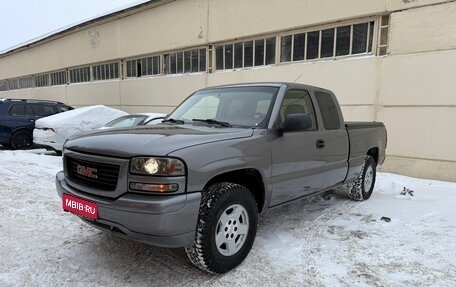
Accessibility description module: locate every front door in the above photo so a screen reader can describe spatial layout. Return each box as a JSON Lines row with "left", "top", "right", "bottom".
{"left": 270, "top": 89, "right": 326, "bottom": 206}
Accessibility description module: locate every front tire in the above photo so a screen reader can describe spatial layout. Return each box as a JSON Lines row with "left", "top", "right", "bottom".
{"left": 185, "top": 182, "right": 258, "bottom": 274}
{"left": 10, "top": 130, "right": 33, "bottom": 150}
{"left": 347, "top": 156, "right": 376, "bottom": 201}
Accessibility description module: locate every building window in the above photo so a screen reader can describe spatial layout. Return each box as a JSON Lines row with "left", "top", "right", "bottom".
{"left": 280, "top": 20, "right": 375, "bottom": 63}
{"left": 126, "top": 56, "right": 160, "bottom": 78}
{"left": 215, "top": 47, "right": 223, "bottom": 70}
{"left": 378, "top": 15, "right": 389, "bottom": 55}
{"left": 215, "top": 37, "right": 275, "bottom": 70}
{"left": 69, "top": 66, "right": 90, "bottom": 83}
{"left": 254, "top": 40, "right": 265, "bottom": 66}
{"left": 9, "top": 79, "right": 19, "bottom": 90}
{"left": 164, "top": 48, "right": 206, "bottom": 74}
{"left": 19, "top": 76, "right": 33, "bottom": 89}
{"left": 265, "top": 38, "right": 276, "bottom": 65}
{"left": 244, "top": 41, "right": 253, "bottom": 67}
{"left": 234, "top": 43, "right": 243, "bottom": 68}
{"left": 0, "top": 80, "right": 8, "bottom": 91}
{"left": 352, "top": 23, "right": 368, "bottom": 54}
{"left": 51, "top": 70, "right": 67, "bottom": 86}
{"left": 280, "top": 35, "right": 292, "bottom": 62}
{"left": 293, "top": 33, "right": 305, "bottom": 61}
{"left": 93, "top": 62, "right": 119, "bottom": 81}
{"left": 336, "top": 26, "right": 350, "bottom": 56}
{"left": 321, "top": 28, "right": 335, "bottom": 58}
{"left": 35, "top": 74, "right": 49, "bottom": 88}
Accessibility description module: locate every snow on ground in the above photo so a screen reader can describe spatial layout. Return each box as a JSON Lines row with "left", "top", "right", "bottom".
{"left": 0, "top": 149, "right": 455, "bottom": 286}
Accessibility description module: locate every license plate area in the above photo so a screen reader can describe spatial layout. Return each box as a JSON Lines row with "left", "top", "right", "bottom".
{"left": 62, "top": 194, "right": 98, "bottom": 220}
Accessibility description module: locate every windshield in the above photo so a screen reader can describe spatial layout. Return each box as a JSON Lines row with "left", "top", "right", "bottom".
{"left": 167, "top": 86, "right": 279, "bottom": 128}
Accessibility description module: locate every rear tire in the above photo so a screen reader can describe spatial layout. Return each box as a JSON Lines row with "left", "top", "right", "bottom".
{"left": 10, "top": 130, "right": 33, "bottom": 150}
{"left": 347, "top": 156, "right": 376, "bottom": 201}
{"left": 185, "top": 182, "right": 258, "bottom": 274}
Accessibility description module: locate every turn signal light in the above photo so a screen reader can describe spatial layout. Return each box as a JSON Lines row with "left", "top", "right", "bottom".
{"left": 129, "top": 182, "right": 179, "bottom": 193}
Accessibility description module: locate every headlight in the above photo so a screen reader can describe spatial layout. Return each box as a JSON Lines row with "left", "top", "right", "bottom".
{"left": 130, "top": 157, "right": 186, "bottom": 176}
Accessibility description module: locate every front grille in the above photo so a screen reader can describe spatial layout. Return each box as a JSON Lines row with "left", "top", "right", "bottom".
{"left": 66, "top": 156, "right": 120, "bottom": 191}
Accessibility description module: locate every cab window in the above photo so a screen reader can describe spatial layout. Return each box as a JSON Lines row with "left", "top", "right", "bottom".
{"left": 279, "top": 89, "right": 317, "bottom": 131}
{"left": 314, "top": 91, "right": 340, "bottom": 130}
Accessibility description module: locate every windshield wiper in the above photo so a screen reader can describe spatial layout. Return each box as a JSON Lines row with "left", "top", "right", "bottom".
{"left": 162, "top": 118, "right": 185, "bottom": 124}
{"left": 192, "top": 118, "right": 232, "bottom": 127}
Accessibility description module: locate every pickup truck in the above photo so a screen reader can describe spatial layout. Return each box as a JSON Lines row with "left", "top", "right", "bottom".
{"left": 56, "top": 82, "right": 387, "bottom": 274}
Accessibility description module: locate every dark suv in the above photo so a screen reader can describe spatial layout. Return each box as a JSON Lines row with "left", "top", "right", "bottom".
{"left": 0, "top": 99, "right": 73, "bottom": 149}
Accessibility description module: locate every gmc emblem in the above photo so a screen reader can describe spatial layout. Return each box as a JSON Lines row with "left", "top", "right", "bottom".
{"left": 76, "top": 164, "right": 98, "bottom": 179}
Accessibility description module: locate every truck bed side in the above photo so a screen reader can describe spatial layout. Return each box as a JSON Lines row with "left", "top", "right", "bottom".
{"left": 344, "top": 122, "right": 387, "bottom": 183}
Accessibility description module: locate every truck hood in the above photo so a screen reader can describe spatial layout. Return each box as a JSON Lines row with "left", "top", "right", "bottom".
{"left": 65, "top": 124, "right": 254, "bottom": 158}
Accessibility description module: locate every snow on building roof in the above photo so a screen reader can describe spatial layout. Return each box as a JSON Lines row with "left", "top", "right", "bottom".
{"left": 0, "top": 0, "right": 162, "bottom": 56}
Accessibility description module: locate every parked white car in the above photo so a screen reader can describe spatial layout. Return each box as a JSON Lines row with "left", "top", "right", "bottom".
{"left": 33, "top": 105, "right": 127, "bottom": 153}
{"left": 98, "top": 113, "right": 165, "bottom": 130}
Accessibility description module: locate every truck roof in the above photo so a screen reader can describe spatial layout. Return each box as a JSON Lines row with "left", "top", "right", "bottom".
{"left": 197, "top": 82, "right": 333, "bottom": 93}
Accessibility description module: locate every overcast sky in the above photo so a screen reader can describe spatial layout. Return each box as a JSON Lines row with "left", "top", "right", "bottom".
{"left": 0, "top": 0, "right": 149, "bottom": 52}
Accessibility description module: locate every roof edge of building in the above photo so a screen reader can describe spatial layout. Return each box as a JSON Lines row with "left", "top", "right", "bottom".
{"left": 0, "top": 0, "right": 171, "bottom": 58}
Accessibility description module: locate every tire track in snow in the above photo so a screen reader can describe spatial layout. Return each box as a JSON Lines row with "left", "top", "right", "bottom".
{"left": 300, "top": 199, "right": 356, "bottom": 286}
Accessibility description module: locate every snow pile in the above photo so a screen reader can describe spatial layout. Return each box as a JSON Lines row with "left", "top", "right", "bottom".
{"left": 34, "top": 105, "right": 127, "bottom": 150}
{"left": 36, "top": 105, "right": 127, "bottom": 133}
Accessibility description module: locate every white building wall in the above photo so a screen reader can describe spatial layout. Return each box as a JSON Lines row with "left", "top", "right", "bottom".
{"left": 377, "top": 1, "right": 456, "bottom": 180}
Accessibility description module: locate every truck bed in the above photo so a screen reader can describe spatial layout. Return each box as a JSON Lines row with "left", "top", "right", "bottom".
{"left": 344, "top": 121, "right": 387, "bottom": 183}
{"left": 345, "top": 121, "right": 385, "bottom": 130}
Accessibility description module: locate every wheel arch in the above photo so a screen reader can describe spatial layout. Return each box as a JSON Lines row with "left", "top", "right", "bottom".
{"left": 204, "top": 168, "right": 265, "bottom": 213}
{"left": 367, "top": 147, "right": 379, "bottom": 165}
{"left": 10, "top": 127, "right": 33, "bottom": 140}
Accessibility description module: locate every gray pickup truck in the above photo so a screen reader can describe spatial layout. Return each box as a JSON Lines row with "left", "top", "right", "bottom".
{"left": 56, "top": 82, "right": 386, "bottom": 273}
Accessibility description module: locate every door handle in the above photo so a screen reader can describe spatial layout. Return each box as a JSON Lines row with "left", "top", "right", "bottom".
{"left": 316, "top": 139, "right": 325, "bottom": 149}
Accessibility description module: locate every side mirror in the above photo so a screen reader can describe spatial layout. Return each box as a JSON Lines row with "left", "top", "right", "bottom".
{"left": 279, "top": 114, "right": 312, "bottom": 133}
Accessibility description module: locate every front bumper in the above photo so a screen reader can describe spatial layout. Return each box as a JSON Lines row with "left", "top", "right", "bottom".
{"left": 33, "top": 139, "right": 62, "bottom": 152}
{"left": 33, "top": 128, "right": 62, "bottom": 151}
{"left": 56, "top": 171, "right": 201, "bottom": 248}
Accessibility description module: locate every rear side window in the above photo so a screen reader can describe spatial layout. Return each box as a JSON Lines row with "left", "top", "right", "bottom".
{"left": 25, "top": 104, "right": 34, "bottom": 116}
{"left": 314, "top": 91, "right": 340, "bottom": 130}
{"left": 9, "top": 104, "right": 25, "bottom": 116}
{"left": 30, "top": 103, "right": 57, "bottom": 117}
{"left": 58, "top": 105, "right": 72, "bottom": 112}
{"left": 42, "top": 105, "right": 58, "bottom": 116}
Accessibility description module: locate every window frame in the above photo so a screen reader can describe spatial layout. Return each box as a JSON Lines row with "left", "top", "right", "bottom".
{"left": 214, "top": 36, "right": 277, "bottom": 71}
{"left": 0, "top": 80, "right": 8, "bottom": 91}
{"left": 163, "top": 46, "right": 207, "bottom": 75}
{"left": 278, "top": 16, "right": 377, "bottom": 64}
{"left": 34, "top": 73, "right": 50, "bottom": 88}
{"left": 69, "top": 66, "right": 91, "bottom": 84}
{"left": 50, "top": 70, "right": 68, "bottom": 86}
{"left": 125, "top": 55, "right": 161, "bottom": 78}
{"left": 92, "top": 61, "right": 120, "bottom": 81}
